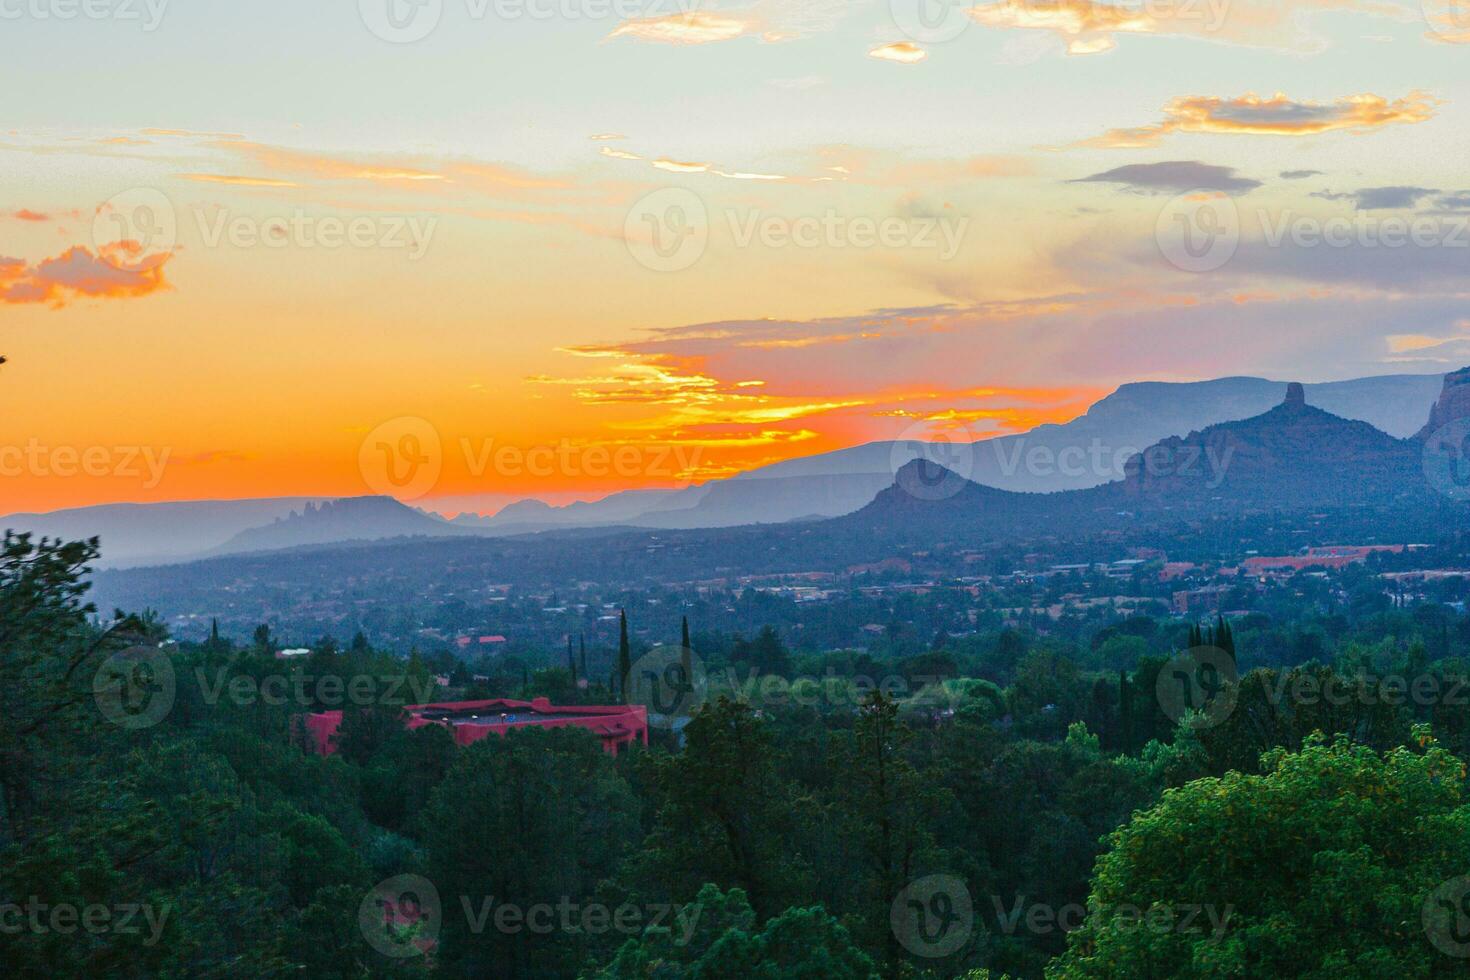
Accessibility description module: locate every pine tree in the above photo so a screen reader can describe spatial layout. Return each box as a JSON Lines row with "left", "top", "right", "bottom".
{"left": 618, "top": 610, "right": 632, "bottom": 705}
{"left": 1119, "top": 668, "right": 1133, "bottom": 754}
{"left": 208, "top": 618, "right": 221, "bottom": 650}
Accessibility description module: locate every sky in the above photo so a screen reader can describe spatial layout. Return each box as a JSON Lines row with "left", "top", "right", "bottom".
{"left": 4, "top": 0, "right": 1470, "bottom": 515}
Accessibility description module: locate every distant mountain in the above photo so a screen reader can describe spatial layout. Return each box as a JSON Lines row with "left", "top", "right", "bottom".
{"left": 7, "top": 371, "right": 1448, "bottom": 568}
{"left": 845, "top": 380, "right": 1445, "bottom": 541}
{"left": 1, "top": 497, "right": 321, "bottom": 567}
{"left": 468, "top": 372, "right": 1443, "bottom": 533}
{"left": 208, "top": 496, "right": 463, "bottom": 556}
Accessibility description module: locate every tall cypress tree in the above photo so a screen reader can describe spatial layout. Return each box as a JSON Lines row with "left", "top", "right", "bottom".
{"left": 579, "top": 633, "right": 587, "bottom": 683}
{"left": 566, "top": 635, "right": 577, "bottom": 685}
{"left": 618, "top": 610, "right": 632, "bottom": 704}
{"left": 680, "top": 615, "right": 693, "bottom": 701}
{"left": 1119, "top": 668, "right": 1133, "bottom": 755}
{"left": 681, "top": 615, "right": 691, "bottom": 651}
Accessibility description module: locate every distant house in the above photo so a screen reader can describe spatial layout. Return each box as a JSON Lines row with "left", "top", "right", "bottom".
{"left": 275, "top": 648, "right": 312, "bottom": 659}
{"left": 454, "top": 634, "right": 508, "bottom": 650}
{"left": 305, "top": 697, "right": 648, "bottom": 757}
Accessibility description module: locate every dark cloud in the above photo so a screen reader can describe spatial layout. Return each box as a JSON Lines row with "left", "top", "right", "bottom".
{"left": 1280, "top": 170, "right": 1323, "bottom": 180}
{"left": 1072, "top": 161, "right": 1262, "bottom": 195}
{"left": 1434, "top": 192, "right": 1470, "bottom": 211}
{"left": 1312, "top": 186, "right": 1439, "bottom": 210}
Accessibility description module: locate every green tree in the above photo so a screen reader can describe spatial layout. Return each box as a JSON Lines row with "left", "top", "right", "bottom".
{"left": 1050, "top": 730, "right": 1470, "bottom": 978}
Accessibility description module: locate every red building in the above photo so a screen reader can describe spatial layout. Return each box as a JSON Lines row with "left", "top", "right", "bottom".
{"left": 305, "top": 697, "right": 648, "bottom": 757}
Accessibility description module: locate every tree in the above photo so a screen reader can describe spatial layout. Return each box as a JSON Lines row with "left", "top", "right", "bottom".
{"left": 1050, "top": 730, "right": 1470, "bottom": 978}
{"left": 618, "top": 610, "right": 632, "bottom": 704}
{"left": 421, "top": 727, "right": 639, "bottom": 977}
{"left": 593, "top": 884, "right": 878, "bottom": 980}
{"left": 629, "top": 698, "right": 810, "bottom": 920}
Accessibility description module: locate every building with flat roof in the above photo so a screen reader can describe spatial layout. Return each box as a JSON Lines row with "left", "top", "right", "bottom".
{"left": 305, "top": 697, "right": 648, "bottom": 757}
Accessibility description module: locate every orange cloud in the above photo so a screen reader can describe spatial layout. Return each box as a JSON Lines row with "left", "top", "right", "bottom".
{"left": 11, "top": 209, "right": 49, "bottom": 221}
{"left": 1424, "top": 0, "right": 1470, "bottom": 42}
{"left": 607, "top": 11, "right": 758, "bottom": 44}
{"left": 1080, "top": 91, "right": 1441, "bottom": 147}
{"left": 0, "top": 241, "right": 173, "bottom": 308}
{"left": 178, "top": 173, "right": 299, "bottom": 188}
{"left": 869, "top": 41, "right": 927, "bottom": 63}
{"left": 970, "top": 0, "right": 1412, "bottom": 55}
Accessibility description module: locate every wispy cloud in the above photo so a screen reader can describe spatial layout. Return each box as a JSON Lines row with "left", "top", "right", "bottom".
{"left": 1079, "top": 92, "right": 1439, "bottom": 148}
{"left": 1073, "top": 160, "right": 1262, "bottom": 193}
{"left": 177, "top": 173, "right": 299, "bottom": 188}
{"left": 969, "top": 0, "right": 1414, "bottom": 56}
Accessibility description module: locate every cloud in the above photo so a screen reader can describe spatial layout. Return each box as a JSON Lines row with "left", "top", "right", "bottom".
{"left": 869, "top": 41, "right": 927, "bottom": 63}
{"left": 222, "top": 142, "right": 447, "bottom": 183}
{"left": 1073, "top": 160, "right": 1263, "bottom": 194}
{"left": 1434, "top": 192, "right": 1470, "bottom": 211}
{"left": 968, "top": 0, "right": 1414, "bottom": 56}
{"left": 9, "top": 209, "right": 49, "bottom": 221}
{"left": 1079, "top": 91, "right": 1439, "bottom": 148}
{"left": 1424, "top": 0, "right": 1470, "bottom": 42}
{"left": 589, "top": 133, "right": 628, "bottom": 141}
{"left": 0, "top": 242, "right": 173, "bottom": 308}
{"left": 652, "top": 158, "right": 711, "bottom": 173}
{"left": 1311, "top": 185, "right": 1439, "bottom": 209}
{"left": 1280, "top": 169, "right": 1324, "bottom": 179}
{"left": 607, "top": 11, "right": 759, "bottom": 44}
{"left": 177, "top": 173, "right": 299, "bottom": 188}
{"left": 600, "top": 146, "right": 643, "bottom": 161}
